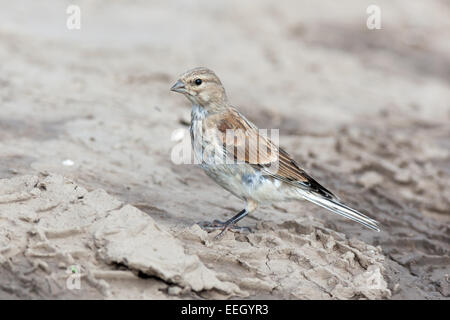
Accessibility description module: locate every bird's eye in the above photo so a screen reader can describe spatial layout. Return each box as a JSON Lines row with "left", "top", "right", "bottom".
{"left": 194, "top": 79, "right": 202, "bottom": 86}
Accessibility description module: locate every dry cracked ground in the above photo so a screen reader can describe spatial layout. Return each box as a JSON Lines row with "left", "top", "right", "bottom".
{"left": 0, "top": 0, "right": 449, "bottom": 299}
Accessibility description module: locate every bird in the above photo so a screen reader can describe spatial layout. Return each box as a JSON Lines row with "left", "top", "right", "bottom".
{"left": 170, "top": 67, "right": 380, "bottom": 238}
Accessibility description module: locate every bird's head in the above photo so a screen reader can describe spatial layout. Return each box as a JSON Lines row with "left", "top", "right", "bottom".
{"left": 170, "top": 67, "right": 228, "bottom": 110}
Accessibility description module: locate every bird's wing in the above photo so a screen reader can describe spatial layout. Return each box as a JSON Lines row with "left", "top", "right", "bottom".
{"left": 212, "top": 108, "right": 335, "bottom": 199}
{"left": 211, "top": 107, "right": 380, "bottom": 231}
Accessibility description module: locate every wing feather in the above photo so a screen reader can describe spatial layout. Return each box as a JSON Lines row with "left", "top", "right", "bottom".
{"left": 212, "top": 108, "right": 335, "bottom": 198}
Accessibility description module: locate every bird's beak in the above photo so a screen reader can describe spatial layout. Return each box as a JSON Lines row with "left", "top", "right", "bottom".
{"left": 170, "top": 80, "right": 186, "bottom": 93}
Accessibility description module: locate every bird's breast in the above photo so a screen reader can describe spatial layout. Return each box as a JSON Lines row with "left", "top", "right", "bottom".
{"left": 190, "top": 105, "right": 226, "bottom": 165}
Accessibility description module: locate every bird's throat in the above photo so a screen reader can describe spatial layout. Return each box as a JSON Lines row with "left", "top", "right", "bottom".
{"left": 191, "top": 104, "right": 208, "bottom": 121}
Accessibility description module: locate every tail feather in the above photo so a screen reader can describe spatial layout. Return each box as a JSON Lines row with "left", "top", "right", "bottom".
{"left": 298, "top": 191, "right": 380, "bottom": 232}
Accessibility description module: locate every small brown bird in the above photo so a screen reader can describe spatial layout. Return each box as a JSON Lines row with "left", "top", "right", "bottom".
{"left": 171, "top": 67, "right": 380, "bottom": 238}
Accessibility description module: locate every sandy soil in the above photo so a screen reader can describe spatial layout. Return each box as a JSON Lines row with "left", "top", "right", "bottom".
{"left": 0, "top": 0, "right": 449, "bottom": 299}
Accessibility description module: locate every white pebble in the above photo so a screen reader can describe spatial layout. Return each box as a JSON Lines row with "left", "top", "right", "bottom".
{"left": 62, "top": 159, "right": 75, "bottom": 166}
{"left": 171, "top": 128, "right": 185, "bottom": 142}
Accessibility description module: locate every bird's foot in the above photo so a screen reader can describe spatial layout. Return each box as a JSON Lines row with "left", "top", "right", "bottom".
{"left": 197, "top": 220, "right": 252, "bottom": 240}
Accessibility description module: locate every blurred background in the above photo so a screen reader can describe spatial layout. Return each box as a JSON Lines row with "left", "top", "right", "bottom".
{"left": 0, "top": 0, "right": 448, "bottom": 299}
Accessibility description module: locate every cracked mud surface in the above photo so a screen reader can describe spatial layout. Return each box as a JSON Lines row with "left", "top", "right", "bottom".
{"left": 0, "top": 0, "right": 449, "bottom": 299}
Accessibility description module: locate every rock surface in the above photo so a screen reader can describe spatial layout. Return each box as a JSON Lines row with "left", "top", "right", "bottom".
{"left": 0, "top": 174, "right": 390, "bottom": 299}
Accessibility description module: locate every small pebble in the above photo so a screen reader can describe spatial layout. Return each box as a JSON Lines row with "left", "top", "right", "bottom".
{"left": 62, "top": 159, "right": 75, "bottom": 166}
{"left": 168, "top": 286, "right": 182, "bottom": 296}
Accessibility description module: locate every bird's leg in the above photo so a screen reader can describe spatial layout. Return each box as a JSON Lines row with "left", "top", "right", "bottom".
{"left": 197, "top": 208, "right": 250, "bottom": 236}
{"left": 197, "top": 200, "right": 258, "bottom": 239}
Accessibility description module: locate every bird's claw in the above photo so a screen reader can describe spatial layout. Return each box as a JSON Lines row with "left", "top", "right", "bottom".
{"left": 196, "top": 220, "right": 252, "bottom": 239}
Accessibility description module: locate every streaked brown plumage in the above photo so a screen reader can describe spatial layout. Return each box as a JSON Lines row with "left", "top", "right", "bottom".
{"left": 171, "top": 67, "right": 380, "bottom": 238}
